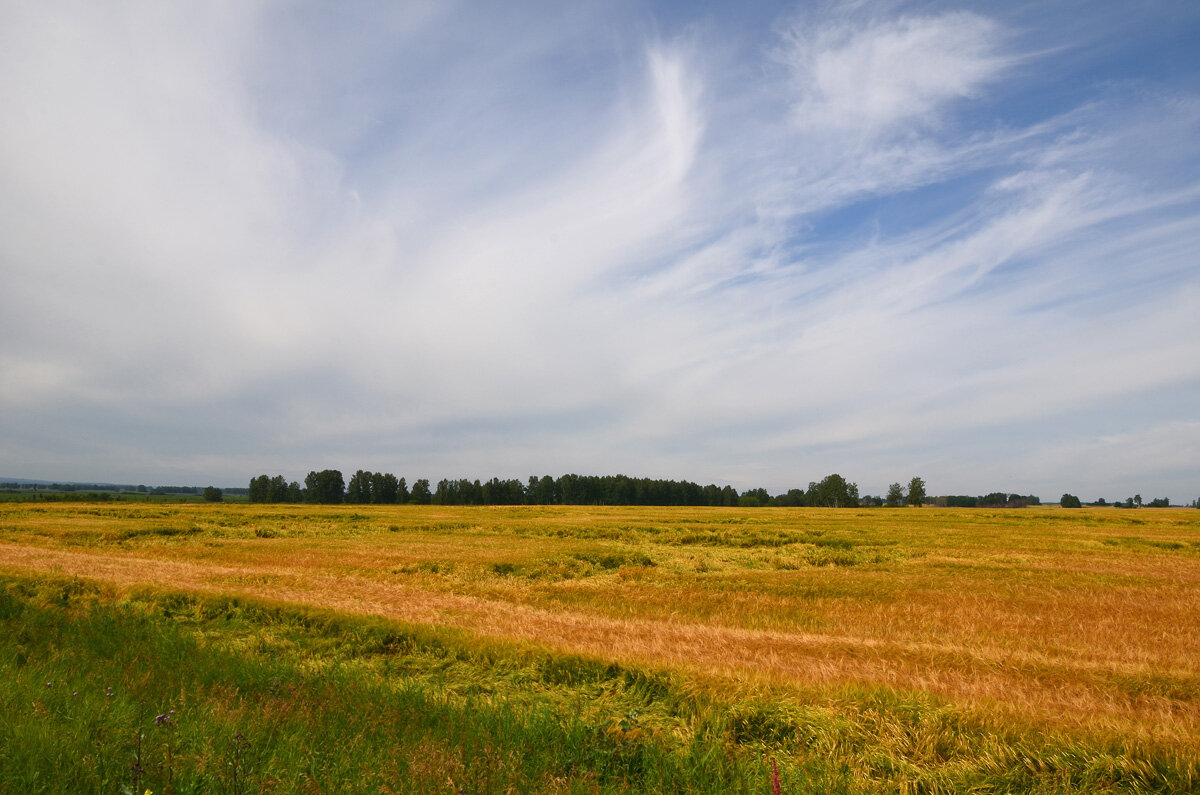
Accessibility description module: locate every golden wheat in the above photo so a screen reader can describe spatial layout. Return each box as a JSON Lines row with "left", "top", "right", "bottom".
{"left": 2, "top": 502, "right": 1197, "bottom": 748}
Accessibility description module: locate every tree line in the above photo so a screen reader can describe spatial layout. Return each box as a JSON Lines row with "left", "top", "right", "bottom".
{"left": 936, "top": 492, "right": 1042, "bottom": 508}
{"left": 247, "top": 471, "right": 934, "bottom": 508}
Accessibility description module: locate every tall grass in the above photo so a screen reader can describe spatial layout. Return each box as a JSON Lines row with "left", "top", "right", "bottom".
{"left": 3, "top": 502, "right": 1200, "bottom": 791}
{"left": 2, "top": 574, "right": 1196, "bottom": 792}
{"left": 0, "top": 575, "right": 851, "bottom": 793}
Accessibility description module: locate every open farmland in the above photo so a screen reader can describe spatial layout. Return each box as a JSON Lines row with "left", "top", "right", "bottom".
{"left": 1, "top": 503, "right": 1198, "bottom": 792}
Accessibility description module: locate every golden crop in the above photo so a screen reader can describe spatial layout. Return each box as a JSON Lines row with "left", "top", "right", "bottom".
{"left": 2, "top": 502, "right": 1198, "bottom": 750}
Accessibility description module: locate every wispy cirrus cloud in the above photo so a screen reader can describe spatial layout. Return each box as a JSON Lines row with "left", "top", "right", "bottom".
{"left": 1, "top": 1, "right": 1198, "bottom": 499}
{"left": 780, "top": 7, "right": 1008, "bottom": 137}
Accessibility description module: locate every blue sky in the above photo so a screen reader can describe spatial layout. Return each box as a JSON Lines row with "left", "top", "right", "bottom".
{"left": 2, "top": 1, "right": 1199, "bottom": 500}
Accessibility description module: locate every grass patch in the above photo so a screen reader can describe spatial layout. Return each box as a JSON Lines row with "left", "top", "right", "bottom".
{"left": 0, "top": 575, "right": 839, "bottom": 793}
{"left": 2, "top": 574, "right": 1198, "bottom": 793}
{"left": 3, "top": 503, "right": 1200, "bottom": 792}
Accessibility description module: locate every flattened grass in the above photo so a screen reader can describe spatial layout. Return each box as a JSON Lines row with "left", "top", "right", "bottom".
{"left": 2, "top": 575, "right": 1197, "bottom": 793}
{"left": 1, "top": 503, "right": 1199, "bottom": 791}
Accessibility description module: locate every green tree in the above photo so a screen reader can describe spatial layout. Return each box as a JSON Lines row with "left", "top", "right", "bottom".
{"left": 807, "top": 474, "right": 858, "bottom": 508}
{"left": 268, "top": 475, "right": 289, "bottom": 502}
{"left": 249, "top": 475, "right": 294, "bottom": 503}
{"left": 410, "top": 478, "right": 431, "bottom": 505}
{"left": 886, "top": 483, "right": 904, "bottom": 507}
{"left": 346, "top": 470, "right": 373, "bottom": 504}
{"left": 304, "top": 470, "right": 344, "bottom": 504}
{"left": 372, "top": 472, "right": 399, "bottom": 504}
{"left": 1060, "top": 493, "right": 1082, "bottom": 508}
{"left": 907, "top": 477, "right": 926, "bottom": 507}
{"left": 202, "top": 486, "right": 222, "bottom": 503}
{"left": 531, "top": 475, "right": 557, "bottom": 505}
{"left": 738, "top": 488, "right": 772, "bottom": 507}
{"left": 248, "top": 475, "right": 269, "bottom": 503}
{"left": 775, "top": 488, "right": 807, "bottom": 507}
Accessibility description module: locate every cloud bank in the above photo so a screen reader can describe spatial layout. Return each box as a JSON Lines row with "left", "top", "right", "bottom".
{"left": 2, "top": 1, "right": 1199, "bottom": 500}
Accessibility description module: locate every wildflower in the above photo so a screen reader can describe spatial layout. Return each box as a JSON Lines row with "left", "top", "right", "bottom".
{"left": 770, "top": 758, "right": 782, "bottom": 795}
{"left": 45, "top": 682, "right": 51, "bottom": 688}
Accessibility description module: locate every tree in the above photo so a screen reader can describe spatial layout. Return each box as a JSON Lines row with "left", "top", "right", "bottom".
{"left": 532, "top": 475, "right": 558, "bottom": 505}
{"left": 410, "top": 478, "right": 431, "bottom": 505}
{"left": 248, "top": 475, "right": 269, "bottom": 503}
{"left": 482, "top": 477, "right": 524, "bottom": 505}
{"left": 373, "top": 472, "right": 399, "bottom": 504}
{"left": 775, "top": 488, "right": 807, "bottom": 507}
{"left": 202, "top": 486, "right": 223, "bottom": 503}
{"left": 268, "top": 475, "right": 289, "bottom": 502}
{"left": 346, "top": 470, "right": 373, "bottom": 504}
{"left": 248, "top": 475, "right": 295, "bottom": 503}
{"left": 886, "top": 483, "right": 904, "bottom": 507}
{"left": 739, "top": 487, "right": 772, "bottom": 507}
{"left": 907, "top": 477, "right": 926, "bottom": 507}
{"left": 433, "top": 479, "right": 455, "bottom": 505}
{"left": 807, "top": 474, "right": 859, "bottom": 508}
{"left": 1134, "top": 494, "right": 1142, "bottom": 508}
{"left": 1060, "top": 493, "right": 1081, "bottom": 508}
{"left": 304, "top": 470, "right": 344, "bottom": 504}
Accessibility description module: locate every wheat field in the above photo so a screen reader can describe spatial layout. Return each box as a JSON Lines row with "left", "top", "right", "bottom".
{"left": 2, "top": 502, "right": 1198, "bottom": 791}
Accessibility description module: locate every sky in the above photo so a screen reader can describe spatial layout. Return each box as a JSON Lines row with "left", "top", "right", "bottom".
{"left": 2, "top": 1, "right": 1199, "bottom": 501}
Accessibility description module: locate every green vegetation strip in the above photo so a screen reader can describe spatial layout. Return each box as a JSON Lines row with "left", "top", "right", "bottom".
{"left": 0, "top": 573, "right": 1195, "bottom": 794}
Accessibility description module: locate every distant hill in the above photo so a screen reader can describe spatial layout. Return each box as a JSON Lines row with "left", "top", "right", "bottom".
{"left": 0, "top": 477, "right": 129, "bottom": 489}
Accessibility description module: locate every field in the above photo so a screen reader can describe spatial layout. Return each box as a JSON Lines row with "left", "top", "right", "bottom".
{"left": 1, "top": 503, "right": 1198, "bottom": 792}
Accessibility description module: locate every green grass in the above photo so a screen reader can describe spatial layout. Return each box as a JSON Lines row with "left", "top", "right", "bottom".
{"left": 0, "top": 574, "right": 840, "bottom": 793}
{"left": 2, "top": 573, "right": 1197, "bottom": 793}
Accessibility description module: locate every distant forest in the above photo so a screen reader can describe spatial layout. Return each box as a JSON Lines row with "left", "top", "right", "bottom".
{"left": 3, "top": 476, "right": 1182, "bottom": 507}
{"left": 245, "top": 471, "right": 1059, "bottom": 509}
{"left": 247, "top": 471, "right": 867, "bottom": 507}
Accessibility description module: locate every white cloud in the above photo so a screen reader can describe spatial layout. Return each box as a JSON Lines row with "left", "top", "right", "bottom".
{"left": 1, "top": 2, "right": 1198, "bottom": 497}
{"left": 779, "top": 8, "right": 1007, "bottom": 139}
